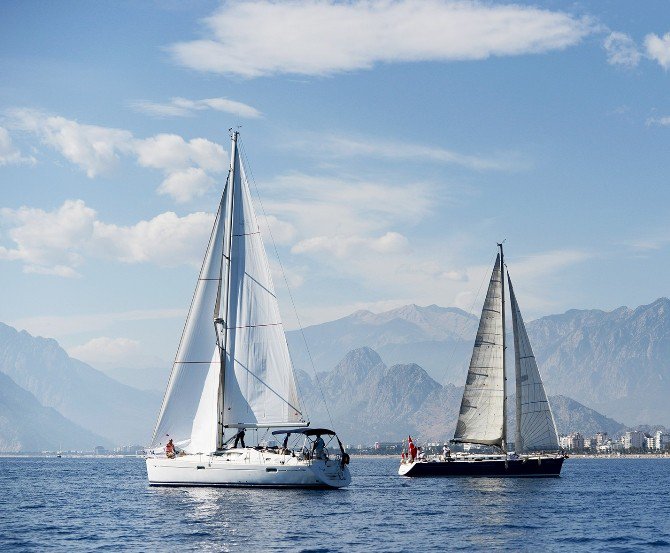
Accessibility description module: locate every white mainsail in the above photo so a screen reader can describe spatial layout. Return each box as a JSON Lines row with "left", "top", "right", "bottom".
{"left": 150, "top": 134, "right": 305, "bottom": 454}
{"left": 453, "top": 254, "right": 505, "bottom": 447}
{"left": 508, "top": 274, "right": 559, "bottom": 453}
{"left": 220, "top": 139, "right": 304, "bottom": 429}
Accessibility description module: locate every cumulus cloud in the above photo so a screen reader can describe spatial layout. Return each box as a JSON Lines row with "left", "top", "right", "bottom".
{"left": 7, "top": 108, "right": 133, "bottom": 177}
{"left": 5, "top": 108, "right": 227, "bottom": 202}
{"left": 645, "top": 32, "right": 670, "bottom": 69}
{"left": 604, "top": 32, "right": 641, "bottom": 68}
{"left": 0, "top": 127, "right": 35, "bottom": 166}
{"left": 168, "top": 0, "right": 593, "bottom": 77}
{"left": 0, "top": 199, "right": 214, "bottom": 276}
{"left": 132, "top": 96, "right": 262, "bottom": 119}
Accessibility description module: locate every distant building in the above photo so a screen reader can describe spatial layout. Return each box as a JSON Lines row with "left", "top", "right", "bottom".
{"left": 595, "top": 432, "right": 609, "bottom": 447}
{"left": 645, "top": 436, "right": 656, "bottom": 450}
{"left": 654, "top": 431, "right": 669, "bottom": 451}
{"left": 559, "top": 433, "right": 584, "bottom": 452}
{"left": 94, "top": 446, "right": 108, "bottom": 455}
{"left": 622, "top": 431, "right": 645, "bottom": 450}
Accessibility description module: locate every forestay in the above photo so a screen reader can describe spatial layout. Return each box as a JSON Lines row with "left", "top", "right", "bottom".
{"left": 508, "top": 275, "right": 560, "bottom": 452}
{"left": 453, "top": 254, "right": 505, "bottom": 447}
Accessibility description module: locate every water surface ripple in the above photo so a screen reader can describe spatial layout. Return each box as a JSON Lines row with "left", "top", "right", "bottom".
{"left": 1, "top": 457, "right": 669, "bottom": 551}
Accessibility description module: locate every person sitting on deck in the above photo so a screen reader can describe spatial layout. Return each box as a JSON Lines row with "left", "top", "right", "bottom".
{"left": 313, "top": 435, "right": 326, "bottom": 459}
{"left": 233, "top": 429, "right": 246, "bottom": 448}
{"left": 417, "top": 447, "right": 426, "bottom": 460}
{"left": 165, "top": 439, "right": 176, "bottom": 459}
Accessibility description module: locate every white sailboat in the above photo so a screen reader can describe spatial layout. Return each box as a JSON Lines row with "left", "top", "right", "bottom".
{"left": 399, "top": 244, "right": 565, "bottom": 477}
{"left": 146, "top": 132, "right": 351, "bottom": 488}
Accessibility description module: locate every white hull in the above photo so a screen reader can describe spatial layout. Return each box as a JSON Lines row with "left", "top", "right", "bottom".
{"left": 146, "top": 448, "right": 351, "bottom": 489}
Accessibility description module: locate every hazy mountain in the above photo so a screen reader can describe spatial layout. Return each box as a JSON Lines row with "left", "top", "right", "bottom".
{"left": 0, "top": 323, "right": 161, "bottom": 446}
{"left": 0, "top": 371, "right": 110, "bottom": 452}
{"left": 298, "top": 347, "right": 624, "bottom": 445}
{"left": 287, "top": 304, "right": 476, "bottom": 383}
{"left": 290, "top": 298, "right": 670, "bottom": 426}
{"left": 105, "top": 365, "right": 169, "bottom": 392}
{"left": 528, "top": 298, "right": 670, "bottom": 426}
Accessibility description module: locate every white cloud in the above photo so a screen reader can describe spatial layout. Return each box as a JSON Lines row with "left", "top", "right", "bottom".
{"left": 132, "top": 97, "right": 262, "bottom": 119}
{"left": 645, "top": 32, "right": 670, "bottom": 69}
{"left": 93, "top": 210, "right": 214, "bottom": 266}
{"left": 0, "top": 199, "right": 96, "bottom": 277}
{"left": 157, "top": 167, "right": 215, "bottom": 203}
{"left": 291, "top": 134, "right": 528, "bottom": 171}
{"left": 68, "top": 337, "right": 141, "bottom": 367}
{"left": 169, "top": 0, "right": 593, "bottom": 77}
{"left": 604, "top": 32, "right": 640, "bottom": 68}
{"left": 646, "top": 115, "right": 670, "bottom": 127}
{"left": 6, "top": 109, "right": 227, "bottom": 202}
{"left": 7, "top": 108, "right": 133, "bottom": 177}
{"left": 292, "top": 231, "right": 409, "bottom": 258}
{"left": 0, "top": 199, "right": 214, "bottom": 275}
{"left": 0, "top": 127, "right": 35, "bottom": 166}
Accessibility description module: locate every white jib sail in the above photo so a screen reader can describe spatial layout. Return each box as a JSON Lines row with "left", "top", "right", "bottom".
{"left": 220, "top": 142, "right": 305, "bottom": 429}
{"left": 508, "top": 274, "right": 560, "bottom": 452}
{"left": 453, "top": 254, "right": 505, "bottom": 447}
{"left": 150, "top": 195, "right": 227, "bottom": 454}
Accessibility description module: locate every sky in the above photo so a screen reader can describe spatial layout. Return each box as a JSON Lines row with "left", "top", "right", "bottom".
{"left": 1, "top": 0, "right": 670, "bottom": 372}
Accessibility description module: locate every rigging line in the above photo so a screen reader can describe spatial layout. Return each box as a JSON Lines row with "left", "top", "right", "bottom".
{"left": 238, "top": 139, "right": 331, "bottom": 427}
{"left": 441, "top": 251, "right": 498, "bottom": 387}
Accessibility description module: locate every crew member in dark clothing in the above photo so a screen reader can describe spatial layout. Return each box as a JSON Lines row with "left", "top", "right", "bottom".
{"left": 233, "top": 429, "right": 246, "bottom": 448}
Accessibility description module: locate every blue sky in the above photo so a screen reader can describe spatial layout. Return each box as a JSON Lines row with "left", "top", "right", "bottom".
{"left": 1, "top": 1, "right": 669, "bottom": 371}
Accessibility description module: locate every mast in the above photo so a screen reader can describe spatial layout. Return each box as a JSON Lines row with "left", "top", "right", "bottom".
{"left": 216, "top": 130, "right": 239, "bottom": 450}
{"left": 499, "top": 242, "right": 507, "bottom": 453}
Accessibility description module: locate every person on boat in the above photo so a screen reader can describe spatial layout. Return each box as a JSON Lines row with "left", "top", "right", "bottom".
{"left": 233, "top": 429, "right": 246, "bottom": 448}
{"left": 165, "top": 439, "right": 176, "bottom": 459}
{"left": 417, "top": 447, "right": 426, "bottom": 460}
{"left": 442, "top": 444, "right": 451, "bottom": 459}
{"left": 313, "top": 434, "right": 326, "bottom": 459}
{"left": 408, "top": 436, "right": 417, "bottom": 461}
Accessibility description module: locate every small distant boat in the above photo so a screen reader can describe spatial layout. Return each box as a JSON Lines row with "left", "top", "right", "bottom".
{"left": 146, "top": 132, "right": 350, "bottom": 489}
{"left": 399, "top": 244, "right": 566, "bottom": 478}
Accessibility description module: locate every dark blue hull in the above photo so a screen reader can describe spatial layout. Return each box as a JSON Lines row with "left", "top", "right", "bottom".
{"left": 399, "top": 456, "right": 565, "bottom": 478}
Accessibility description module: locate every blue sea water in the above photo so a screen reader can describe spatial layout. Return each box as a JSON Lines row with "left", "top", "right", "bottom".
{"left": 0, "top": 456, "right": 669, "bottom": 552}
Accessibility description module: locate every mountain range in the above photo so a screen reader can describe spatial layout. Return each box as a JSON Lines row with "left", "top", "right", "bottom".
{"left": 289, "top": 298, "right": 670, "bottom": 426}
{"left": 0, "top": 323, "right": 161, "bottom": 447}
{"left": 2, "top": 296, "right": 668, "bottom": 450}
{"left": 296, "top": 347, "right": 625, "bottom": 445}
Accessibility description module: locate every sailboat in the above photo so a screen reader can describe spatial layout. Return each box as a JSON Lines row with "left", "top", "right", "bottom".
{"left": 399, "top": 244, "right": 566, "bottom": 477}
{"left": 146, "top": 132, "right": 351, "bottom": 488}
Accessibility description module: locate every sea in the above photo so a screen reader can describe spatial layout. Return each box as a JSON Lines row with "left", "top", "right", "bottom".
{"left": 1, "top": 456, "right": 668, "bottom": 552}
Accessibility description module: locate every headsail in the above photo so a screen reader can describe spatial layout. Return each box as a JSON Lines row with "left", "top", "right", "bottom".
{"left": 150, "top": 133, "right": 306, "bottom": 455}
{"left": 508, "top": 274, "right": 559, "bottom": 452}
{"left": 150, "top": 193, "right": 227, "bottom": 454}
{"left": 453, "top": 254, "right": 505, "bottom": 447}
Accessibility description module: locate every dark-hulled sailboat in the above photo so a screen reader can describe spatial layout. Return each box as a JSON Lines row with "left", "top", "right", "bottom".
{"left": 399, "top": 244, "right": 566, "bottom": 478}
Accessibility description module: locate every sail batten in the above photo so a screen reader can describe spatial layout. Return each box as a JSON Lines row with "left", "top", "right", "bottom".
{"left": 453, "top": 254, "right": 505, "bottom": 447}
{"left": 508, "top": 274, "right": 559, "bottom": 453}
